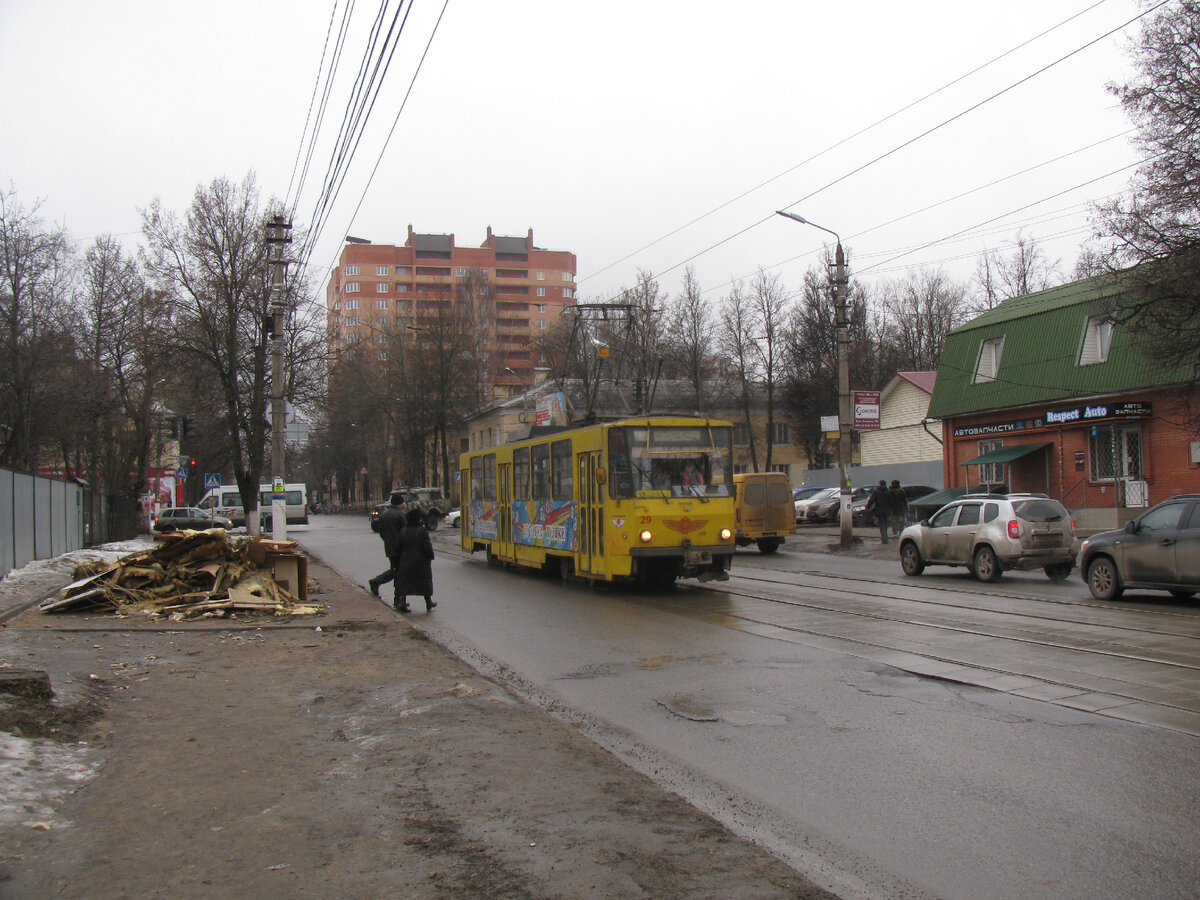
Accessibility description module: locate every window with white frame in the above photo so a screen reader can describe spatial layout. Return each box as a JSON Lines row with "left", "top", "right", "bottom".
{"left": 536, "top": 304, "right": 546, "bottom": 313}
{"left": 345, "top": 265, "right": 359, "bottom": 275}
{"left": 344, "top": 315, "right": 360, "bottom": 325}
{"left": 376, "top": 265, "right": 388, "bottom": 276}
{"left": 536, "top": 287, "right": 546, "bottom": 297}
{"left": 376, "top": 298, "right": 389, "bottom": 309}
{"left": 977, "top": 438, "right": 1004, "bottom": 484}
{"left": 563, "top": 287, "right": 575, "bottom": 298}
{"left": 345, "top": 298, "right": 360, "bottom": 309}
{"left": 563, "top": 272, "right": 574, "bottom": 282}
{"left": 345, "top": 282, "right": 360, "bottom": 293}
{"left": 456, "top": 267, "right": 470, "bottom": 277}
{"left": 377, "top": 331, "right": 388, "bottom": 341}
{"left": 345, "top": 332, "right": 361, "bottom": 344}
{"left": 770, "top": 422, "right": 789, "bottom": 443}
{"left": 377, "top": 316, "right": 389, "bottom": 326}
{"left": 1079, "top": 315, "right": 1114, "bottom": 365}
{"left": 377, "top": 350, "right": 388, "bottom": 360}
{"left": 377, "top": 282, "right": 388, "bottom": 292}
{"left": 974, "top": 337, "right": 1004, "bottom": 383}
{"left": 536, "top": 270, "right": 545, "bottom": 280}
{"left": 537, "top": 319, "right": 546, "bottom": 330}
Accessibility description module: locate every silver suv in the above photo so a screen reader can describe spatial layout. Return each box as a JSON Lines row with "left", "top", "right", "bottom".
{"left": 898, "top": 493, "right": 1078, "bottom": 582}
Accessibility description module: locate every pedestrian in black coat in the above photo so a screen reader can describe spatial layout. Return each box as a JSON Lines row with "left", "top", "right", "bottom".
{"left": 888, "top": 480, "right": 909, "bottom": 536}
{"left": 369, "top": 492, "right": 409, "bottom": 610}
{"left": 394, "top": 507, "right": 436, "bottom": 612}
{"left": 864, "top": 480, "right": 893, "bottom": 544}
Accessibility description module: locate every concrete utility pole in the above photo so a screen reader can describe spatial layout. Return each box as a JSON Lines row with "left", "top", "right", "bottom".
{"left": 775, "top": 211, "right": 854, "bottom": 548}
{"left": 265, "top": 217, "right": 292, "bottom": 541}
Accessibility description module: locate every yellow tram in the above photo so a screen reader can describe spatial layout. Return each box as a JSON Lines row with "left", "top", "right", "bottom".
{"left": 459, "top": 417, "right": 736, "bottom": 585}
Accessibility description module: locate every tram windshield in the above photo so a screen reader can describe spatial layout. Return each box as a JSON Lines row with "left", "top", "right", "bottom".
{"left": 607, "top": 424, "right": 733, "bottom": 500}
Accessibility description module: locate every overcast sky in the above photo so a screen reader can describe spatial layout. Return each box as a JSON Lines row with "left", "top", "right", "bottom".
{"left": 1, "top": 0, "right": 1147, "bottom": 306}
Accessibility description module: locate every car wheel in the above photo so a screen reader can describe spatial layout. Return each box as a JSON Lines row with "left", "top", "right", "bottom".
{"left": 973, "top": 546, "right": 1001, "bottom": 582}
{"left": 756, "top": 537, "right": 781, "bottom": 554}
{"left": 425, "top": 513, "right": 441, "bottom": 531}
{"left": 1085, "top": 556, "right": 1123, "bottom": 601}
{"left": 900, "top": 541, "right": 925, "bottom": 576}
{"left": 1044, "top": 563, "right": 1073, "bottom": 581}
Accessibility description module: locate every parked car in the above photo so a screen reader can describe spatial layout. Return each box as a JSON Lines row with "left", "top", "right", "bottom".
{"left": 852, "top": 484, "right": 938, "bottom": 527}
{"left": 1079, "top": 494, "right": 1200, "bottom": 601}
{"left": 368, "top": 487, "right": 449, "bottom": 530}
{"left": 793, "top": 485, "right": 824, "bottom": 503}
{"left": 153, "top": 507, "right": 233, "bottom": 533}
{"left": 445, "top": 508, "right": 461, "bottom": 528}
{"left": 795, "top": 487, "right": 839, "bottom": 524}
{"left": 898, "top": 493, "right": 1077, "bottom": 582}
{"left": 812, "top": 486, "right": 867, "bottom": 524}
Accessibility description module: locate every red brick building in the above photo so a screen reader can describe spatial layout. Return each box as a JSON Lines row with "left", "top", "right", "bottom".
{"left": 927, "top": 274, "right": 1200, "bottom": 530}
{"left": 325, "top": 227, "right": 577, "bottom": 397}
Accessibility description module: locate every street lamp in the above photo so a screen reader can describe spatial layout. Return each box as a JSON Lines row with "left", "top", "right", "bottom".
{"left": 775, "top": 210, "right": 854, "bottom": 549}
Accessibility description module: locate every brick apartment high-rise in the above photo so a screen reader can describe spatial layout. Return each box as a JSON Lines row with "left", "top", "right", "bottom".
{"left": 325, "top": 226, "right": 577, "bottom": 398}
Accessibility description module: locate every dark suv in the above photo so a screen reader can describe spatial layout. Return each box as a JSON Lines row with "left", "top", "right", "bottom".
{"left": 369, "top": 487, "right": 448, "bottom": 530}
{"left": 1079, "top": 494, "right": 1200, "bottom": 601}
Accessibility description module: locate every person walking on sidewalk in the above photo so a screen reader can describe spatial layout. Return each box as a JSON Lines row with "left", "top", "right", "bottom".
{"left": 865, "top": 480, "right": 893, "bottom": 544}
{"left": 394, "top": 507, "right": 436, "bottom": 613}
{"left": 888, "top": 480, "right": 909, "bottom": 536}
{"left": 369, "top": 491, "right": 407, "bottom": 609}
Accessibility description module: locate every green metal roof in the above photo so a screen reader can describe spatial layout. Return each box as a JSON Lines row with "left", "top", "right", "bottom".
{"left": 927, "top": 271, "right": 1189, "bottom": 419}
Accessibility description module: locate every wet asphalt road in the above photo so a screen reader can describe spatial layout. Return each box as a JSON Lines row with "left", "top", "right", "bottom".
{"left": 297, "top": 515, "right": 1200, "bottom": 900}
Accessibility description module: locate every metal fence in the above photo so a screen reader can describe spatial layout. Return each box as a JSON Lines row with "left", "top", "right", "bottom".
{"left": 0, "top": 466, "right": 88, "bottom": 582}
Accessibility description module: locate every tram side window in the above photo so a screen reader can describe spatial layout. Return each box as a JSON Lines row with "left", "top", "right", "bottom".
{"left": 531, "top": 444, "right": 550, "bottom": 501}
{"left": 608, "top": 428, "right": 634, "bottom": 499}
{"left": 483, "top": 453, "right": 497, "bottom": 501}
{"left": 552, "top": 440, "right": 573, "bottom": 501}
{"left": 513, "top": 447, "right": 530, "bottom": 500}
{"left": 470, "top": 456, "right": 484, "bottom": 500}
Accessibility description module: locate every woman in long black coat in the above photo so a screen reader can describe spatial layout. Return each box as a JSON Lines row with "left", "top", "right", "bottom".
{"left": 394, "top": 507, "right": 436, "bottom": 612}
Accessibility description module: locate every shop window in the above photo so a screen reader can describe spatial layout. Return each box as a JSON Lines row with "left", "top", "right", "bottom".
{"left": 1090, "top": 426, "right": 1143, "bottom": 482}
{"left": 978, "top": 439, "right": 1003, "bottom": 484}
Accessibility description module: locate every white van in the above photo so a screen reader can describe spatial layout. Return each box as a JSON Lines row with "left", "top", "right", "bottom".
{"left": 198, "top": 483, "right": 309, "bottom": 526}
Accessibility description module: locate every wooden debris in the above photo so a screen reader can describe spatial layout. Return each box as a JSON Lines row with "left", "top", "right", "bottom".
{"left": 39, "top": 531, "right": 322, "bottom": 619}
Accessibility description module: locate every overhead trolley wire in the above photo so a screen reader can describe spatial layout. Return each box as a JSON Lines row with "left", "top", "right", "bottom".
{"left": 578, "top": 0, "right": 1124, "bottom": 286}
{"left": 586, "top": 0, "right": 1168, "bottom": 301}
{"left": 285, "top": 0, "right": 343, "bottom": 215}
{"left": 290, "top": 0, "right": 358, "bottom": 223}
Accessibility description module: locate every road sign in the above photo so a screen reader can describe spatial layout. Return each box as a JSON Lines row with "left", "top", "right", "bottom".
{"left": 175, "top": 467, "right": 189, "bottom": 479}
{"left": 853, "top": 391, "right": 881, "bottom": 431}
{"left": 204, "top": 473, "right": 221, "bottom": 489}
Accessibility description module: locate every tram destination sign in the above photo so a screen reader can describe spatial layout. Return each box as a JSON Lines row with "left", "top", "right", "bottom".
{"left": 953, "top": 400, "right": 1152, "bottom": 438}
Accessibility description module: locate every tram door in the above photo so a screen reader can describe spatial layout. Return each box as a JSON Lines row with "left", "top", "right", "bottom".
{"left": 498, "top": 462, "right": 512, "bottom": 554}
{"left": 577, "top": 451, "right": 604, "bottom": 575}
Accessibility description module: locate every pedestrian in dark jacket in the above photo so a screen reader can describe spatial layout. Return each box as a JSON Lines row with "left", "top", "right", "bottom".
{"left": 369, "top": 492, "right": 408, "bottom": 609}
{"left": 888, "top": 480, "right": 909, "bottom": 536}
{"left": 394, "top": 507, "right": 436, "bottom": 612}
{"left": 864, "top": 479, "right": 893, "bottom": 544}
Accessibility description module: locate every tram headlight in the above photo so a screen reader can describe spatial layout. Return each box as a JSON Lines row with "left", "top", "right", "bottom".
{"left": 720, "top": 527, "right": 733, "bottom": 541}
{"left": 639, "top": 529, "right": 653, "bottom": 543}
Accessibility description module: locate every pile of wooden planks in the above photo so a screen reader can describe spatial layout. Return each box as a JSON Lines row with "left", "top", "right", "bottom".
{"left": 40, "top": 530, "right": 322, "bottom": 620}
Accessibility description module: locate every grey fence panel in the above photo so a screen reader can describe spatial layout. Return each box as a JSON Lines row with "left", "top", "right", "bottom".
{"left": 0, "top": 471, "right": 12, "bottom": 579}
{"left": 12, "top": 472, "right": 35, "bottom": 573}
{"left": 801, "top": 461, "right": 945, "bottom": 491}
{"left": 0, "top": 467, "right": 86, "bottom": 582}
{"left": 34, "top": 476, "right": 52, "bottom": 562}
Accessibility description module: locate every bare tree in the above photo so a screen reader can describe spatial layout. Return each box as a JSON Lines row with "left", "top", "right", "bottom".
{"left": 141, "top": 173, "right": 317, "bottom": 522}
{"left": 0, "top": 189, "right": 75, "bottom": 471}
{"left": 748, "top": 267, "right": 789, "bottom": 469}
{"left": 718, "top": 280, "right": 761, "bottom": 470}
{"left": 664, "top": 266, "right": 714, "bottom": 414}
{"left": 1094, "top": 0, "right": 1200, "bottom": 428}
{"left": 878, "top": 267, "right": 970, "bottom": 371}
{"left": 973, "top": 231, "right": 1062, "bottom": 307}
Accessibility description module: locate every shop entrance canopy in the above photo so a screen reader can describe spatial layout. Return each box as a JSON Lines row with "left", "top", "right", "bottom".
{"left": 959, "top": 442, "right": 1053, "bottom": 466}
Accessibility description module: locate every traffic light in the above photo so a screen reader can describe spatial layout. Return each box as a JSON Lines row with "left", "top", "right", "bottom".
{"left": 189, "top": 458, "right": 198, "bottom": 468}
{"left": 181, "top": 416, "right": 196, "bottom": 440}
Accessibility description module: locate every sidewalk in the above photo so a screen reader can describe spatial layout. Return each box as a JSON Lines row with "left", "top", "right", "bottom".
{"left": 0, "top": 548, "right": 836, "bottom": 899}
